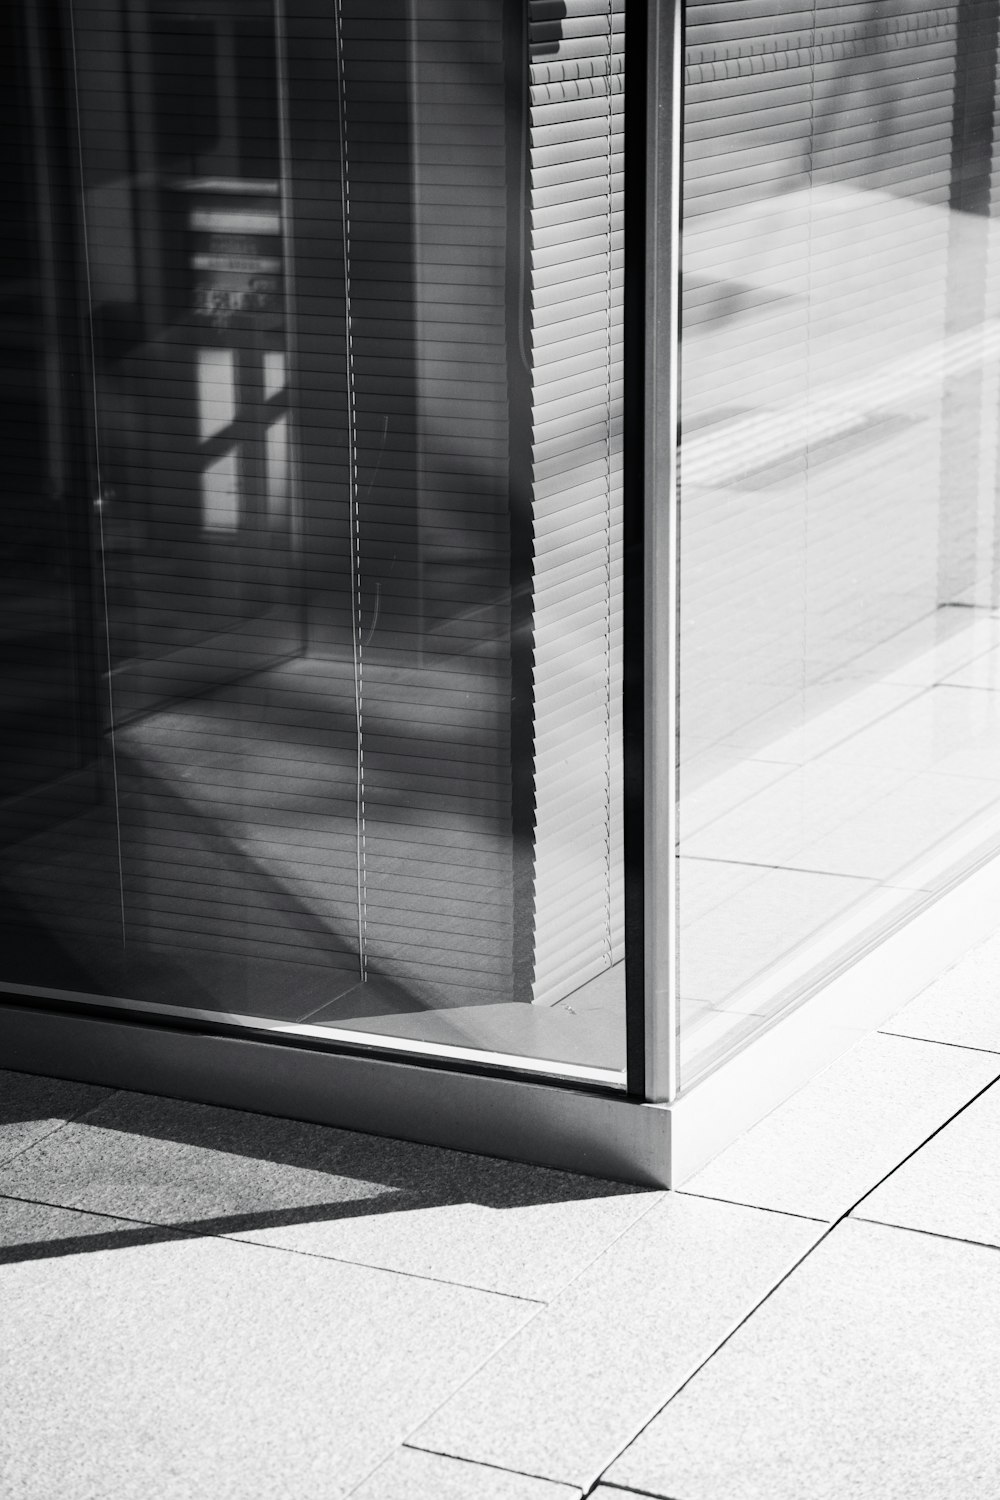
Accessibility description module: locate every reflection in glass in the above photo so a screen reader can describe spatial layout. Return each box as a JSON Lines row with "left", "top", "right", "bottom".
{"left": 678, "top": 1, "right": 1000, "bottom": 1083}
{"left": 0, "top": 0, "right": 626, "bottom": 1079}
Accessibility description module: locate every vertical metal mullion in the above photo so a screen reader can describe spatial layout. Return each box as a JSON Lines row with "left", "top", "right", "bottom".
{"left": 623, "top": 0, "right": 648, "bottom": 1096}
{"left": 625, "top": 0, "right": 681, "bottom": 1102}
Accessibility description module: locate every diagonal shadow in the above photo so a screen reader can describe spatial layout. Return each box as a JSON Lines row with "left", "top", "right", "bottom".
{"left": 0, "top": 1070, "right": 650, "bottom": 1273}
{"left": 0, "top": 1189, "right": 455, "bottom": 1266}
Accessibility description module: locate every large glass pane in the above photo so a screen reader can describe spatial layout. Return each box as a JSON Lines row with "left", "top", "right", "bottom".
{"left": 0, "top": 0, "right": 626, "bottom": 1080}
{"left": 678, "top": 1, "right": 1000, "bottom": 1084}
{"left": 0, "top": 2, "right": 122, "bottom": 994}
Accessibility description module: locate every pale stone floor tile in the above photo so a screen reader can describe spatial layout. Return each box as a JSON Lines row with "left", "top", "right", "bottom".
{"left": 0, "top": 1069, "right": 114, "bottom": 1168}
{"left": 883, "top": 923, "right": 1000, "bottom": 1052}
{"left": 680, "top": 760, "right": 900, "bottom": 867}
{"left": 744, "top": 680, "right": 920, "bottom": 768}
{"left": 815, "top": 608, "right": 1000, "bottom": 689}
{"left": 793, "top": 768, "right": 1000, "bottom": 882}
{"left": 603, "top": 1219, "right": 1000, "bottom": 1500}
{"left": 678, "top": 758, "right": 792, "bottom": 840}
{"left": 411, "top": 1193, "right": 820, "bottom": 1490}
{"left": 824, "top": 683, "right": 1000, "bottom": 781}
{"left": 676, "top": 856, "right": 762, "bottom": 927}
{"left": 679, "top": 1031, "right": 1000, "bottom": 1220}
{"left": 350, "top": 1448, "right": 581, "bottom": 1500}
{"left": 0, "top": 1090, "right": 656, "bottom": 1301}
{"left": 678, "top": 865, "right": 876, "bottom": 1006}
{"left": 855, "top": 1077, "right": 1000, "bottom": 1247}
{"left": 0, "top": 1197, "right": 532, "bottom": 1500}
{"left": 944, "top": 640, "right": 1000, "bottom": 689}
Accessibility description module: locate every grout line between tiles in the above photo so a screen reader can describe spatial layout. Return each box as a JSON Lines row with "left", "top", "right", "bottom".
{"left": 0, "top": 1188, "right": 545, "bottom": 1302}
{"left": 877, "top": 1025, "right": 1000, "bottom": 1055}
{"left": 850, "top": 1214, "right": 1000, "bottom": 1256}
{"left": 222, "top": 1234, "right": 547, "bottom": 1302}
{"left": 400, "top": 1444, "right": 582, "bottom": 1495}
{"left": 384, "top": 1187, "right": 673, "bottom": 1481}
{"left": 672, "top": 1190, "right": 824, "bottom": 1222}
{"left": 583, "top": 1482, "right": 662, "bottom": 1499}
{"left": 680, "top": 853, "right": 882, "bottom": 881}
{"left": 569, "top": 1225, "right": 832, "bottom": 1495}
{"left": 871, "top": 1029, "right": 1000, "bottom": 1054}
{"left": 586, "top": 1057, "right": 1000, "bottom": 1495}
{"left": 0, "top": 1086, "right": 119, "bottom": 1174}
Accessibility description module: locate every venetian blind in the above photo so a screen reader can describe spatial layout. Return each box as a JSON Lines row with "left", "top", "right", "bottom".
{"left": 527, "top": 0, "right": 625, "bottom": 1006}
{"left": 332, "top": 0, "right": 517, "bottom": 1007}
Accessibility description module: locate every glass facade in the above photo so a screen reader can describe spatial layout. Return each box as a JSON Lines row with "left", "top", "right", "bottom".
{"left": 1, "top": 0, "right": 625, "bottom": 1082}
{"left": 678, "top": 0, "right": 1000, "bottom": 1084}
{"left": 6, "top": 0, "right": 1000, "bottom": 1140}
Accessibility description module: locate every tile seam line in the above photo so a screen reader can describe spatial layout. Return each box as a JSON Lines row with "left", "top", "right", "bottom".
{"left": 679, "top": 682, "right": 940, "bottom": 838}
{"left": 395, "top": 1444, "right": 581, "bottom": 1494}
{"left": 672, "top": 1190, "right": 824, "bottom": 1222}
{"left": 850, "top": 1213, "right": 1000, "bottom": 1256}
{"left": 0, "top": 1089, "right": 118, "bottom": 1173}
{"left": 584, "top": 1483, "right": 665, "bottom": 1499}
{"left": 588, "top": 1062, "right": 1000, "bottom": 1494}
{"left": 0, "top": 1189, "right": 546, "bottom": 1302}
{"left": 375, "top": 1188, "right": 671, "bottom": 1478}
{"left": 877, "top": 1025, "right": 1000, "bottom": 1056}
{"left": 679, "top": 853, "right": 884, "bottom": 881}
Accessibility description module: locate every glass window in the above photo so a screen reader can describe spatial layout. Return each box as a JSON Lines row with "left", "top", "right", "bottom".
{"left": 678, "top": 0, "right": 1000, "bottom": 1085}
{"left": 0, "top": 0, "right": 627, "bottom": 1083}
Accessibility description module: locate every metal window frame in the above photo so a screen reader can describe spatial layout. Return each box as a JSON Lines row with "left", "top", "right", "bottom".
{"left": 624, "top": 0, "right": 682, "bottom": 1105}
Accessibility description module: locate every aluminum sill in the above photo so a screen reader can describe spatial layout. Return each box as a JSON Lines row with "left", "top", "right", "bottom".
{"left": 0, "top": 995, "right": 673, "bottom": 1188}
{"left": 3, "top": 840, "right": 998, "bottom": 1190}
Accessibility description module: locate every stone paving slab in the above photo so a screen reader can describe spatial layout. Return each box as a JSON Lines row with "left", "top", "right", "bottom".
{"left": 351, "top": 1448, "right": 581, "bottom": 1500}
{"left": 855, "top": 1076, "right": 1000, "bottom": 1248}
{"left": 603, "top": 1218, "right": 1000, "bottom": 1500}
{"left": 0, "top": 1090, "right": 657, "bottom": 1300}
{"left": 0, "top": 1069, "right": 113, "bottom": 1168}
{"left": 883, "top": 924, "right": 1000, "bottom": 1053}
{"left": 0, "top": 1196, "right": 533, "bottom": 1500}
{"left": 679, "top": 1031, "right": 1000, "bottom": 1219}
{"left": 412, "top": 1193, "right": 820, "bottom": 1490}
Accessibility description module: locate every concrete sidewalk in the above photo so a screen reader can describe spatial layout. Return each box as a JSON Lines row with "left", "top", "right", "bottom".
{"left": 2, "top": 930, "right": 1000, "bottom": 1499}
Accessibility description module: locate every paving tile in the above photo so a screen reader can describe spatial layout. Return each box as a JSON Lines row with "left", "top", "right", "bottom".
{"left": 680, "top": 761, "right": 900, "bottom": 867}
{"left": 680, "top": 1031, "right": 1000, "bottom": 1220}
{"left": 0, "top": 1069, "right": 113, "bottom": 1168}
{"left": 0, "top": 1194, "right": 139, "bottom": 1254}
{"left": 818, "top": 610, "right": 1000, "bottom": 689}
{"left": 0, "top": 1090, "right": 656, "bottom": 1300}
{"left": 410, "top": 1193, "right": 820, "bottom": 1489}
{"left": 883, "top": 925, "right": 1000, "bottom": 1052}
{"left": 678, "top": 758, "right": 792, "bottom": 840}
{"left": 743, "top": 681, "right": 920, "bottom": 767}
{"left": 793, "top": 769, "right": 1000, "bottom": 881}
{"left": 603, "top": 1219, "right": 1000, "bottom": 1500}
{"left": 0, "top": 1197, "right": 531, "bottom": 1500}
{"left": 678, "top": 865, "right": 877, "bottom": 1005}
{"left": 944, "top": 641, "right": 1000, "bottom": 689}
{"left": 677, "top": 857, "right": 763, "bottom": 927}
{"left": 855, "top": 1078, "right": 1000, "bottom": 1247}
{"left": 590, "top": 1488, "right": 660, "bottom": 1498}
{"left": 351, "top": 1449, "right": 581, "bottom": 1500}
{"left": 825, "top": 684, "right": 1000, "bottom": 781}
